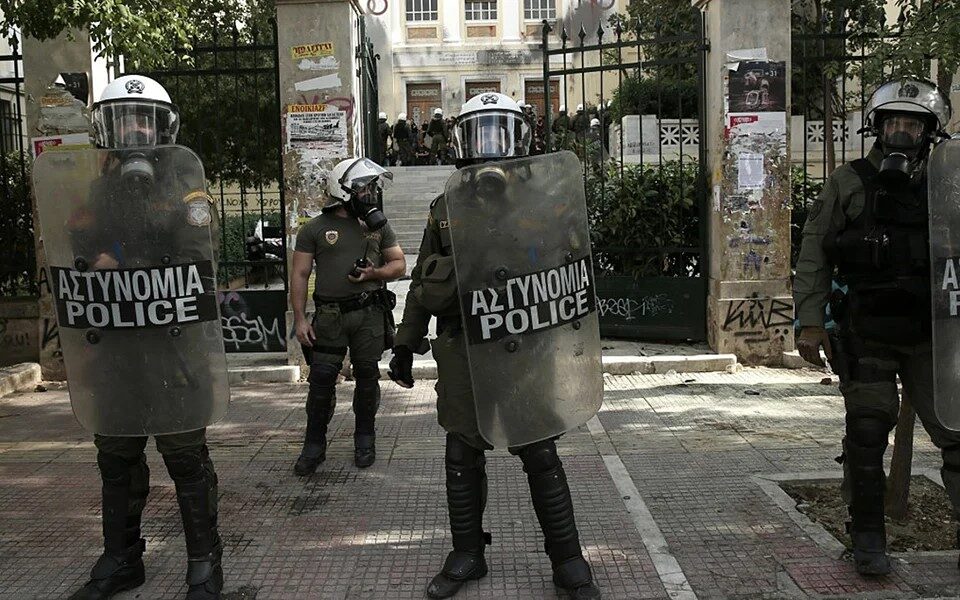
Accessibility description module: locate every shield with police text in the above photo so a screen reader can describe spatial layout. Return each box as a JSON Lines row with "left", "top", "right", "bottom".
{"left": 929, "top": 139, "right": 960, "bottom": 431}
{"left": 32, "top": 145, "right": 229, "bottom": 436}
{"left": 444, "top": 150, "right": 603, "bottom": 447}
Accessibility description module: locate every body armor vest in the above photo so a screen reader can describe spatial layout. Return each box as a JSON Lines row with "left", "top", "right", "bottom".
{"left": 824, "top": 158, "right": 931, "bottom": 344}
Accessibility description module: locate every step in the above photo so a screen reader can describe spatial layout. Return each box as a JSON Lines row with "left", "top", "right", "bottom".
{"left": 0, "top": 362, "right": 42, "bottom": 398}
{"left": 227, "top": 364, "right": 300, "bottom": 384}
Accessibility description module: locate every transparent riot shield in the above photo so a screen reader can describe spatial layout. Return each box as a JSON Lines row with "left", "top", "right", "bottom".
{"left": 32, "top": 145, "right": 229, "bottom": 435}
{"left": 929, "top": 139, "right": 960, "bottom": 431}
{"left": 444, "top": 151, "right": 603, "bottom": 447}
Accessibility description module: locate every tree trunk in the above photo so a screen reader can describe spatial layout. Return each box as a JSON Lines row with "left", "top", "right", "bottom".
{"left": 885, "top": 391, "right": 915, "bottom": 521}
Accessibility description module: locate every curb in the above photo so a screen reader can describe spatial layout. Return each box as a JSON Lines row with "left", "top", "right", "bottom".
{"left": 0, "top": 363, "right": 42, "bottom": 398}
{"left": 374, "top": 353, "right": 740, "bottom": 381}
{"left": 228, "top": 365, "right": 300, "bottom": 385}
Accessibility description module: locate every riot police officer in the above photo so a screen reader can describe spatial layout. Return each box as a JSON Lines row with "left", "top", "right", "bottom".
{"left": 394, "top": 112, "right": 414, "bottom": 165}
{"left": 428, "top": 108, "right": 449, "bottom": 165}
{"left": 553, "top": 104, "right": 570, "bottom": 150}
{"left": 55, "top": 75, "right": 226, "bottom": 600}
{"left": 388, "top": 92, "right": 601, "bottom": 599}
{"left": 795, "top": 78, "right": 959, "bottom": 575}
{"left": 291, "top": 157, "right": 405, "bottom": 474}
{"left": 376, "top": 111, "right": 392, "bottom": 166}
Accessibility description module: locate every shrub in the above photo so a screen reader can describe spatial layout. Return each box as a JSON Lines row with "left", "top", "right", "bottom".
{"left": 0, "top": 152, "right": 35, "bottom": 297}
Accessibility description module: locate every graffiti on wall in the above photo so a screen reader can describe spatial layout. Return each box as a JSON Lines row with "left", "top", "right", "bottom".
{"left": 218, "top": 290, "right": 287, "bottom": 353}
{"left": 721, "top": 295, "right": 793, "bottom": 344}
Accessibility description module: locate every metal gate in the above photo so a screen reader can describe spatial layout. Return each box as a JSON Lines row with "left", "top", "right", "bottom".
{"left": 124, "top": 21, "right": 288, "bottom": 353}
{"left": 356, "top": 15, "right": 381, "bottom": 161}
{"left": 540, "top": 10, "right": 709, "bottom": 341}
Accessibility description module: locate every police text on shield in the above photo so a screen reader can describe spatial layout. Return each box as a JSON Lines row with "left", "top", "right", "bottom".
{"left": 463, "top": 258, "right": 596, "bottom": 344}
{"left": 51, "top": 261, "right": 219, "bottom": 329}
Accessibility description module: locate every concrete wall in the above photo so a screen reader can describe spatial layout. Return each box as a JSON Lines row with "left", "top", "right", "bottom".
{"left": 0, "top": 299, "right": 39, "bottom": 367}
{"left": 276, "top": 0, "right": 360, "bottom": 368}
{"left": 699, "top": 0, "right": 794, "bottom": 365}
{"left": 23, "top": 30, "right": 94, "bottom": 380}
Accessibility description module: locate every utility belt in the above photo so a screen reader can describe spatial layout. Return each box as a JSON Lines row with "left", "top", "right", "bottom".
{"left": 314, "top": 289, "right": 391, "bottom": 314}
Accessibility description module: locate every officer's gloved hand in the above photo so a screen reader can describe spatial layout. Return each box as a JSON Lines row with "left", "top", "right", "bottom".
{"left": 388, "top": 345, "right": 415, "bottom": 389}
{"left": 797, "top": 326, "right": 833, "bottom": 368}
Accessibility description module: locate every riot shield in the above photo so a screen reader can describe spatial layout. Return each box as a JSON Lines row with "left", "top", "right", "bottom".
{"left": 32, "top": 145, "right": 229, "bottom": 436}
{"left": 444, "top": 150, "right": 603, "bottom": 447}
{"left": 929, "top": 139, "right": 960, "bottom": 431}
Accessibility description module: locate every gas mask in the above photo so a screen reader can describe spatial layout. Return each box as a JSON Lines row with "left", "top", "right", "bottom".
{"left": 344, "top": 177, "right": 387, "bottom": 231}
{"left": 119, "top": 150, "right": 156, "bottom": 192}
{"left": 877, "top": 114, "right": 930, "bottom": 188}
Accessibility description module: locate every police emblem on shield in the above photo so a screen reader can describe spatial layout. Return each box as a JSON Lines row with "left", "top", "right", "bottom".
{"left": 325, "top": 230, "right": 339, "bottom": 245}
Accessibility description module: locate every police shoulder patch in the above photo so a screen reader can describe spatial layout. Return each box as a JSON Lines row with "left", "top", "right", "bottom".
{"left": 183, "top": 191, "right": 214, "bottom": 227}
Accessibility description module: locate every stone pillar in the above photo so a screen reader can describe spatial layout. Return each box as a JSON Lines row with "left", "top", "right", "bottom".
{"left": 502, "top": 0, "right": 522, "bottom": 43}
{"left": 276, "top": 0, "right": 359, "bottom": 369}
{"left": 23, "top": 31, "right": 94, "bottom": 380}
{"left": 441, "top": 0, "right": 462, "bottom": 42}
{"left": 697, "top": 0, "right": 794, "bottom": 365}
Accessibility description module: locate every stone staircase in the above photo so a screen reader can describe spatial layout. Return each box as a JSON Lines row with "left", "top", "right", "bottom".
{"left": 383, "top": 165, "right": 455, "bottom": 252}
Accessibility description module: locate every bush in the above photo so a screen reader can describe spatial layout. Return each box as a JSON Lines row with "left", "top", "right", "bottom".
{"left": 790, "top": 166, "right": 824, "bottom": 267}
{"left": 609, "top": 75, "right": 700, "bottom": 124}
{"left": 0, "top": 152, "right": 35, "bottom": 297}
{"left": 585, "top": 160, "right": 701, "bottom": 278}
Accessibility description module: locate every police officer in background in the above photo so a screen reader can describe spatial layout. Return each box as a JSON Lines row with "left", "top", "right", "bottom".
{"left": 552, "top": 104, "right": 570, "bottom": 150}
{"left": 428, "top": 108, "right": 449, "bottom": 165}
{"left": 388, "top": 92, "right": 601, "bottom": 599}
{"left": 57, "top": 75, "right": 226, "bottom": 600}
{"left": 795, "top": 78, "right": 960, "bottom": 575}
{"left": 376, "top": 112, "right": 393, "bottom": 166}
{"left": 291, "top": 157, "right": 405, "bottom": 474}
{"left": 394, "top": 112, "right": 414, "bottom": 165}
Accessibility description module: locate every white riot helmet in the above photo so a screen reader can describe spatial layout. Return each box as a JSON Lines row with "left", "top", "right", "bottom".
{"left": 576, "top": 103, "right": 584, "bottom": 112}
{"left": 398, "top": 112, "right": 407, "bottom": 121}
{"left": 325, "top": 157, "right": 393, "bottom": 230}
{"left": 559, "top": 104, "right": 566, "bottom": 113}
{"left": 91, "top": 75, "right": 179, "bottom": 148}
{"left": 378, "top": 111, "right": 387, "bottom": 120}
{"left": 433, "top": 108, "right": 443, "bottom": 117}
{"left": 452, "top": 92, "right": 531, "bottom": 161}
{"left": 865, "top": 77, "right": 951, "bottom": 135}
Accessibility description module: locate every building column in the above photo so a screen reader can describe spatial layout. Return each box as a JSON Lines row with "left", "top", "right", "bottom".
{"left": 276, "top": 0, "right": 359, "bottom": 369}
{"left": 23, "top": 31, "right": 94, "bottom": 380}
{"left": 442, "top": 0, "right": 461, "bottom": 42}
{"left": 502, "top": 0, "right": 522, "bottom": 43}
{"left": 697, "top": 0, "right": 794, "bottom": 365}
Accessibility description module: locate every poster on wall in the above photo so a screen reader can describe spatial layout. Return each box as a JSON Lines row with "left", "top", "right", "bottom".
{"left": 285, "top": 103, "right": 347, "bottom": 158}
{"left": 726, "top": 58, "right": 787, "bottom": 140}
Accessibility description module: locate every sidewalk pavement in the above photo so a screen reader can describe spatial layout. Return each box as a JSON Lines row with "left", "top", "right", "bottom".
{"left": 1, "top": 368, "right": 958, "bottom": 599}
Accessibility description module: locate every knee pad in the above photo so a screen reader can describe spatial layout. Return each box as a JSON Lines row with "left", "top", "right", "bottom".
{"left": 98, "top": 451, "right": 148, "bottom": 486}
{"left": 163, "top": 447, "right": 206, "bottom": 484}
{"left": 943, "top": 442, "right": 960, "bottom": 474}
{"left": 351, "top": 360, "right": 380, "bottom": 382}
{"left": 514, "top": 439, "right": 561, "bottom": 475}
{"left": 308, "top": 362, "right": 340, "bottom": 387}
{"left": 845, "top": 414, "right": 892, "bottom": 465}
{"left": 446, "top": 433, "right": 486, "bottom": 471}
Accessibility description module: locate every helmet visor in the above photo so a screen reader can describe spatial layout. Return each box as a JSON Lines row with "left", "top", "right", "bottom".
{"left": 881, "top": 114, "right": 927, "bottom": 148}
{"left": 91, "top": 101, "right": 179, "bottom": 148}
{"left": 453, "top": 110, "right": 531, "bottom": 160}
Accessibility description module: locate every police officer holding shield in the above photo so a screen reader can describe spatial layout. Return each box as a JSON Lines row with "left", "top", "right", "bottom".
{"left": 389, "top": 93, "right": 602, "bottom": 599}
{"left": 795, "top": 78, "right": 960, "bottom": 575}
{"left": 290, "top": 157, "right": 405, "bottom": 474}
{"left": 32, "top": 75, "right": 227, "bottom": 599}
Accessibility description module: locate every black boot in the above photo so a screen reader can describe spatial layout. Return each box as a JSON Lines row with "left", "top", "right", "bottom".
{"left": 517, "top": 440, "right": 601, "bottom": 600}
{"left": 844, "top": 420, "right": 892, "bottom": 576}
{"left": 352, "top": 360, "right": 381, "bottom": 469}
{"left": 296, "top": 362, "right": 337, "bottom": 476}
{"left": 70, "top": 452, "right": 150, "bottom": 600}
{"left": 426, "top": 434, "right": 490, "bottom": 599}
{"left": 165, "top": 448, "right": 224, "bottom": 600}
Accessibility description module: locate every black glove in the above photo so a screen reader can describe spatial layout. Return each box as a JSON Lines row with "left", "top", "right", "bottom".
{"left": 388, "top": 345, "right": 414, "bottom": 389}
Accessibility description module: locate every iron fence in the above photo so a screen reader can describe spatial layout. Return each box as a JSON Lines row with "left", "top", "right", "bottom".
{"left": 128, "top": 20, "right": 286, "bottom": 295}
{"left": 356, "top": 15, "right": 381, "bottom": 161}
{"left": 540, "top": 9, "right": 708, "bottom": 341}
{"left": 0, "top": 32, "right": 32, "bottom": 298}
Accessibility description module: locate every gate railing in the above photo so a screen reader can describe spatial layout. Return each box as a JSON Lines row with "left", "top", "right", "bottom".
{"left": 356, "top": 15, "right": 380, "bottom": 160}
{"left": 540, "top": 10, "right": 709, "bottom": 341}
{"left": 129, "top": 20, "right": 286, "bottom": 296}
{"left": 0, "top": 31, "right": 32, "bottom": 298}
